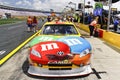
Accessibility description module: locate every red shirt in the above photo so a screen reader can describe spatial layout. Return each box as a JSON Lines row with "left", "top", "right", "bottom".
{"left": 90, "top": 20, "right": 97, "bottom": 26}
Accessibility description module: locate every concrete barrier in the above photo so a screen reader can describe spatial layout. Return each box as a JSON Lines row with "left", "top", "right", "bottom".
{"left": 102, "top": 30, "right": 120, "bottom": 49}
{"left": 75, "top": 23, "right": 90, "bottom": 33}
{"left": 76, "top": 23, "right": 120, "bottom": 49}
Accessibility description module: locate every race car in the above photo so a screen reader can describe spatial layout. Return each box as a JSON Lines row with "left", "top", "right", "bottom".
{"left": 28, "top": 21, "right": 92, "bottom": 77}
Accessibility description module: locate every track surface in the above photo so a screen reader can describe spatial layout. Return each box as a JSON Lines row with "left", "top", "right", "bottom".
{"left": 0, "top": 20, "right": 44, "bottom": 60}
{"left": 0, "top": 22, "right": 120, "bottom": 80}
{"left": 1, "top": 28, "right": 120, "bottom": 80}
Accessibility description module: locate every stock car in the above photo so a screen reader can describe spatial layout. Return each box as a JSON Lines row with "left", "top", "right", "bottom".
{"left": 28, "top": 21, "right": 92, "bottom": 77}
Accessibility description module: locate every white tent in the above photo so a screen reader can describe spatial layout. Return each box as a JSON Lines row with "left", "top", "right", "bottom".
{"left": 115, "top": 14, "right": 120, "bottom": 18}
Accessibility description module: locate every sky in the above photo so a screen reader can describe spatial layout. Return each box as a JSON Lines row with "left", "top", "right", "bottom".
{"left": 0, "top": 0, "right": 120, "bottom": 12}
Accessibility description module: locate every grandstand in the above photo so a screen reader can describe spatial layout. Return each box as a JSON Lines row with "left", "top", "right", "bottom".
{"left": 0, "top": 5, "right": 60, "bottom": 19}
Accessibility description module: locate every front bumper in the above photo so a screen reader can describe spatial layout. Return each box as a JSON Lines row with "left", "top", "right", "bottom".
{"left": 28, "top": 65, "right": 92, "bottom": 77}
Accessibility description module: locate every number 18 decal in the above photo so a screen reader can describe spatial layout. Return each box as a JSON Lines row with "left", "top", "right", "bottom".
{"left": 64, "top": 39, "right": 82, "bottom": 46}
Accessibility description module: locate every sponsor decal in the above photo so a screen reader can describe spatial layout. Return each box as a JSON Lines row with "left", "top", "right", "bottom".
{"left": 41, "top": 43, "right": 59, "bottom": 51}
{"left": 29, "top": 36, "right": 58, "bottom": 47}
{"left": 38, "top": 36, "right": 54, "bottom": 41}
{"left": 48, "top": 60, "right": 71, "bottom": 64}
{"left": 64, "top": 39, "right": 82, "bottom": 46}
{"left": 57, "top": 36, "right": 91, "bottom": 53}
{"left": 57, "top": 51, "right": 64, "bottom": 56}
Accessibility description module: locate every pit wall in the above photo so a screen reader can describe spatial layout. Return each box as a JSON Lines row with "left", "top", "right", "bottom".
{"left": 76, "top": 23, "right": 120, "bottom": 49}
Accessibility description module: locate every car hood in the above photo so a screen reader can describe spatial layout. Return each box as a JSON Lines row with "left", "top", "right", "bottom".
{"left": 30, "top": 41, "right": 71, "bottom": 59}
{"left": 57, "top": 36, "right": 91, "bottom": 53}
{"left": 30, "top": 35, "right": 91, "bottom": 55}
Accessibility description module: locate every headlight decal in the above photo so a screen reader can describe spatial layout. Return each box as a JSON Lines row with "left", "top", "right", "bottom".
{"left": 31, "top": 49, "right": 41, "bottom": 58}
{"left": 80, "top": 49, "right": 90, "bottom": 57}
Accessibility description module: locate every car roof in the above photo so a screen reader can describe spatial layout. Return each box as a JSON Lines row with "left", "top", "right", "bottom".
{"left": 39, "top": 21, "right": 81, "bottom": 36}
{"left": 44, "top": 21, "right": 75, "bottom": 25}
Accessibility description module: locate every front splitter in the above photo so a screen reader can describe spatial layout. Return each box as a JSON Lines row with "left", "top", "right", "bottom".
{"left": 28, "top": 65, "right": 92, "bottom": 77}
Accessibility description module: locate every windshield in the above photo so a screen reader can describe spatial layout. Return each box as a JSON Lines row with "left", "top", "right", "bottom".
{"left": 41, "top": 25, "right": 78, "bottom": 35}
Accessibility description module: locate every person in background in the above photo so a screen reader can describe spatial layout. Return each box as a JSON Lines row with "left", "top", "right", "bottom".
{"left": 73, "top": 13, "right": 80, "bottom": 23}
{"left": 87, "top": 12, "right": 93, "bottom": 24}
{"left": 32, "top": 16, "right": 38, "bottom": 32}
{"left": 89, "top": 16, "right": 99, "bottom": 37}
{"left": 63, "top": 17, "right": 67, "bottom": 21}
{"left": 41, "top": 17, "right": 44, "bottom": 22}
{"left": 26, "top": 16, "right": 33, "bottom": 32}
{"left": 54, "top": 17, "right": 62, "bottom": 23}
{"left": 47, "top": 16, "right": 51, "bottom": 22}
{"left": 113, "top": 17, "right": 119, "bottom": 32}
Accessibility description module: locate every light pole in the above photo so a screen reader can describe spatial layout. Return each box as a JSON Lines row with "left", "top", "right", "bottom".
{"left": 68, "top": 1, "right": 76, "bottom": 13}
{"left": 107, "top": 0, "right": 112, "bottom": 31}
{"left": 83, "top": 0, "right": 85, "bottom": 23}
{"left": 66, "top": 6, "right": 73, "bottom": 16}
{"left": 62, "top": 8, "right": 69, "bottom": 17}
{"left": 63, "top": 7, "right": 69, "bottom": 13}
{"left": 66, "top": 6, "right": 73, "bottom": 10}
{"left": 66, "top": 6, "right": 72, "bottom": 9}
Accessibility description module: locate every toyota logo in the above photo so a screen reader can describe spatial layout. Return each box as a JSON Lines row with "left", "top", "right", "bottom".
{"left": 57, "top": 51, "right": 64, "bottom": 56}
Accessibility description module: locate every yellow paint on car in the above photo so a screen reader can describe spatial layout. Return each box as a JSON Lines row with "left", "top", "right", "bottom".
{"left": 42, "top": 64, "right": 79, "bottom": 68}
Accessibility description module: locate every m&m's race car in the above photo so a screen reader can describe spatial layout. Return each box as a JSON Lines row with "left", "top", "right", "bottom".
{"left": 28, "top": 21, "right": 92, "bottom": 77}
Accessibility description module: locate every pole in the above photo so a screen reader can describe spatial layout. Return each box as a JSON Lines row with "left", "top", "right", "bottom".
{"left": 74, "top": 4, "right": 76, "bottom": 14}
{"left": 68, "top": 2, "right": 76, "bottom": 15}
{"left": 83, "top": 0, "right": 85, "bottom": 23}
{"left": 107, "top": 0, "right": 112, "bottom": 31}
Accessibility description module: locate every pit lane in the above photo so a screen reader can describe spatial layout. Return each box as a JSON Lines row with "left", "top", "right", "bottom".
{"left": 1, "top": 28, "right": 120, "bottom": 80}
{"left": 0, "top": 45, "right": 100, "bottom": 80}
{"left": 0, "top": 20, "right": 45, "bottom": 65}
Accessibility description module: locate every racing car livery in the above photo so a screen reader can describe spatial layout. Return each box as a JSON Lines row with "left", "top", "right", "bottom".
{"left": 28, "top": 36, "right": 92, "bottom": 77}
{"left": 28, "top": 21, "right": 92, "bottom": 77}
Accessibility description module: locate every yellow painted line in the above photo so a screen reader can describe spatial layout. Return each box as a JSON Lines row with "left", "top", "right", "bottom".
{"left": 0, "top": 31, "right": 40, "bottom": 65}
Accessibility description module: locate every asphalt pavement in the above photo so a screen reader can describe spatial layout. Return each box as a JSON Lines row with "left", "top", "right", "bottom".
{"left": 0, "top": 29, "right": 120, "bottom": 80}
{"left": 0, "top": 20, "right": 45, "bottom": 63}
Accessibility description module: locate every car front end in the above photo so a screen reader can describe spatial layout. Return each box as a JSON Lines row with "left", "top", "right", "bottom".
{"left": 28, "top": 36, "right": 92, "bottom": 77}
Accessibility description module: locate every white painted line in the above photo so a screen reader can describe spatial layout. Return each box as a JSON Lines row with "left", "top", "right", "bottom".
{"left": 7, "top": 25, "right": 22, "bottom": 30}
{"left": 0, "top": 50, "right": 6, "bottom": 55}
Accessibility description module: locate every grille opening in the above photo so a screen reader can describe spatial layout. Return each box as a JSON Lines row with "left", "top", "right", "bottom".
{"left": 49, "top": 68, "right": 72, "bottom": 70}
{"left": 47, "top": 54, "right": 73, "bottom": 60}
